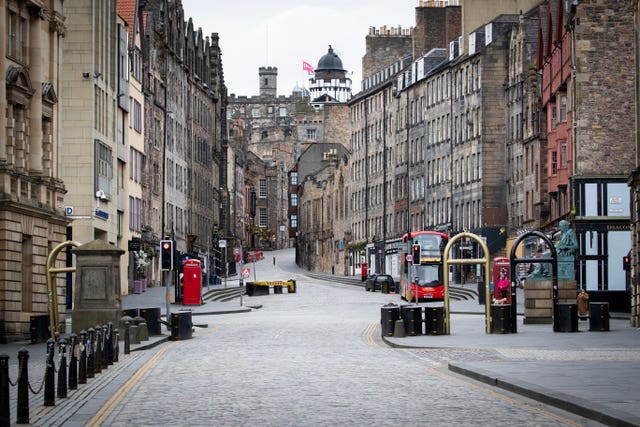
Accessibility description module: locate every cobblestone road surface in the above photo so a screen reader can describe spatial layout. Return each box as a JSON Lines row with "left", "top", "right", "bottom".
{"left": 90, "top": 261, "right": 603, "bottom": 426}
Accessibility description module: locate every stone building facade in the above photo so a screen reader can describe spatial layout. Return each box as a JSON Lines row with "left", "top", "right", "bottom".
{"left": 297, "top": 143, "right": 350, "bottom": 273}
{"left": 0, "top": 0, "right": 69, "bottom": 342}
{"left": 348, "top": 3, "right": 461, "bottom": 257}
{"left": 141, "top": 0, "right": 225, "bottom": 284}
{"left": 228, "top": 67, "right": 319, "bottom": 250}
{"left": 118, "top": 0, "right": 147, "bottom": 292}
{"left": 537, "top": 0, "right": 635, "bottom": 306}
{"left": 506, "top": 10, "right": 548, "bottom": 236}
{"left": 630, "top": 0, "right": 640, "bottom": 327}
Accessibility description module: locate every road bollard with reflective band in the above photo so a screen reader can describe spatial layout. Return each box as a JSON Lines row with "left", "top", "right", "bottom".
{"left": 1, "top": 353, "right": 9, "bottom": 427}
{"left": 86, "top": 328, "right": 95, "bottom": 379}
{"left": 78, "top": 330, "right": 87, "bottom": 384}
{"left": 57, "top": 339, "right": 68, "bottom": 398}
{"left": 94, "top": 326, "right": 102, "bottom": 374}
{"left": 68, "top": 333, "right": 78, "bottom": 390}
{"left": 17, "top": 349, "right": 30, "bottom": 423}
{"left": 44, "top": 339, "right": 55, "bottom": 406}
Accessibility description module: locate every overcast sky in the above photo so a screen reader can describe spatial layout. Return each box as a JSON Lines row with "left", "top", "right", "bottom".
{"left": 181, "top": 0, "right": 419, "bottom": 97}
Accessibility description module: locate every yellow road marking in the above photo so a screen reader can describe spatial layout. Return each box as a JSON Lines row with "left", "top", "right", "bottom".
{"left": 86, "top": 341, "right": 178, "bottom": 427}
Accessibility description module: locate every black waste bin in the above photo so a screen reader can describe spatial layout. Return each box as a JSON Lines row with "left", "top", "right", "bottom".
{"left": 589, "top": 302, "right": 610, "bottom": 331}
{"left": 556, "top": 303, "right": 578, "bottom": 332}
{"left": 401, "top": 305, "right": 423, "bottom": 336}
{"left": 424, "top": 306, "right": 445, "bottom": 335}
{"left": 477, "top": 281, "right": 486, "bottom": 305}
{"left": 273, "top": 285, "right": 283, "bottom": 294}
{"left": 170, "top": 311, "right": 193, "bottom": 340}
{"left": 380, "top": 304, "right": 400, "bottom": 337}
{"left": 381, "top": 278, "right": 392, "bottom": 294}
{"left": 139, "top": 307, "right": 162, "bottom": 335}
{"left": 490, "top": 304, "right": 513, "bottom": 334}
{"left": 245, "top": 282, "right": 255, "bottom": 296}
{"left": 30, "top": 314, "right": 50, "bottom": 343}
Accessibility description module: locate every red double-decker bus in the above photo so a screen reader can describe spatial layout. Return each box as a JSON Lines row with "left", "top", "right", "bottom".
{"left": 398, "top": 231, "right": 449, "bottom": 302}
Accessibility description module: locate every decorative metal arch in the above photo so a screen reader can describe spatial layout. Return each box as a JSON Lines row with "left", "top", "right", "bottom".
{"left": 443, "top": 231, "right": 492, "bottom": 334}
{"left": 509, "top": 231, "right": 558, "bottom": 332}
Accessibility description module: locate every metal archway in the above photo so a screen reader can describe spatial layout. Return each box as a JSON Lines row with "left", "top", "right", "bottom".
{"left": 443, "top": 232, "right": 491, "bottom": 334}
{"left": 509, "top": 231, "right": 558, "bottom": 332}
{"left": 46, "top": 240, "right": 81, "bottom": 338}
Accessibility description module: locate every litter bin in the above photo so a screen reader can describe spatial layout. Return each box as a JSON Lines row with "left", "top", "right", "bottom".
{"left": 380, "top": 304, "right": 400, "bottom": 337}
{"left": 424, "top": 306, "right": 445, "bottom": 335}
{"left": 30, "top": 314, "right": 50, "bottom": 343}
{"left": 589, "top": 302, "right": 610, "bottom": 331}
{"left": 139, "top": 307, "right": 162, "bottom": 335}
{"left": 490, "top": 304, "right": 513, "bottom": 334}
{"left": 401, "top": 305, "right": 422, "bottom": 336}
{"left": 170, "top": 311, "right": 193, "bottom": 340}
{"left": 245, "top": 282, "right": 255, "bottom": 296}
{"left": 556, "top": 303, "right": 578, "bottom": 332}
{"left": 477, "top": 281, "right": 485, "bottom": 305}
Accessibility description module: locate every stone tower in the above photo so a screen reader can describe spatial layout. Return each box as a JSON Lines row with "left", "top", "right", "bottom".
{"left": 259, "top": 67, "right": 277, "bottom": 97}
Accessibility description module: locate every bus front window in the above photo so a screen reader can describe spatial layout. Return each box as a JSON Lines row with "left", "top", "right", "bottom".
{"left": 415, "top": 265, "right": 439, "bottom": 286}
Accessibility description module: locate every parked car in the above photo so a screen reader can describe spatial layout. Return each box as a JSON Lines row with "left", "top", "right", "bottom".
{"left": 365, "top": 274, "right": 395, "bottom": 292}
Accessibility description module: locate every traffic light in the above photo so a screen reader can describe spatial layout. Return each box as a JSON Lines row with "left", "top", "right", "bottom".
{"left": 160, "top": 239, "right": 174, "bottom": 270}
{"left": 412, "top": 244, "right": 421, "bottom": 265}
{"left": 623, "top": 254, "right": 630, "bottom": 271}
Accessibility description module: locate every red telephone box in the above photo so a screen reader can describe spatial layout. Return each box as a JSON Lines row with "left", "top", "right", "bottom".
{"left": 493, "top": 257, "right": 511, "bottom": 304}
{"left": 183, "top": 259, "right": 202, "bottom": 305}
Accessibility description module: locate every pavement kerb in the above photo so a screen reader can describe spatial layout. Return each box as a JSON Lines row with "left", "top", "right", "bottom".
{"left": 381, "top": 332, "right": 640, "bottom": 427}
{"left": 448, "top": 362, "right": 640, "bottom": 427}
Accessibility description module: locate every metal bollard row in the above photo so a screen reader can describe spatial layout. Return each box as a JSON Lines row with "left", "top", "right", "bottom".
{"left": 0, "top": 323, "right": 123, "bottom": 426}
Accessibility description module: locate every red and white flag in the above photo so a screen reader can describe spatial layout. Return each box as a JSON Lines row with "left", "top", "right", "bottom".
{"left": 302, "top": 60, "right": 315, "bottom": 74}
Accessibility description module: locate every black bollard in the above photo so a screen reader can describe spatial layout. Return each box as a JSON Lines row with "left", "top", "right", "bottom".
{"left": 1, "top": 353, "right": 10, "bottom": 427}
{"left": 113, "top": 329, "right": 120, "bottom": 362}
{"left": 101, "top": 325, "right": 109, "bottom": 370}
{"left": 78, "top": 330, "right": 87, "bottom": 384}
{"left": 44, "top": 339, "right": 55, "bottom": 406}
{"left": 107, "top": 323, "right": 114, "bottom": 365}
{"left": 86, "top": 328, "right": 95, "bottom": 379}
{"left": 57, "top": 339, "right": 68, "bottom": 399}
{"left": 68, "top": 333, "right": 78, "bottom": 390}
{"left": 94, "top": 326, "right": 102, "bottom": 374}
{"left": 17, "top": 348, "right": 30, "bottom": 423}
{"left": 124, "top": 321, "right": 130, "bottom": 355}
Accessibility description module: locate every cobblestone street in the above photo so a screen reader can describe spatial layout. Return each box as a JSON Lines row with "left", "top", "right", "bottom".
{"left": 89, "top": 257, "right": 601, "bottom": 426}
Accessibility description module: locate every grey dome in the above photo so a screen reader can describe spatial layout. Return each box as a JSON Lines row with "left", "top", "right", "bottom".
{"left": 316, "top": 45, "right": 345, "bottom": 72}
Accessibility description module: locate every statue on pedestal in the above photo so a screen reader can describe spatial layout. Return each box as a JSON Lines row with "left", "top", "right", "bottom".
{"left": 556, "top": 220, "right": 577, "bottom": 280}
{"left": 527, "top": 220, "right": 578, "bottom": 280}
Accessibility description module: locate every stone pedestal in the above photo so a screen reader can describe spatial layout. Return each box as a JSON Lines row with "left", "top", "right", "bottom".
{"left": 524, "top": 279, "right": 577, "bottom": 324}
{"left": 71, "top": 240, "right": 125, "bottom": 332}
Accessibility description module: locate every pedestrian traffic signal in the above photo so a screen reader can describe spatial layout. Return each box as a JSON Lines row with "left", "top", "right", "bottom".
{"left": 623, "top": 254, "right": 630, "bottom": 271}
{"left": 160, "top": 240, "right": 174, "bottom": 270}
{"left": 412, "top": 244, "right": 421, "bottom": 265}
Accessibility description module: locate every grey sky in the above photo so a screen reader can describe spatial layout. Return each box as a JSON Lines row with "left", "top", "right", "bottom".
{"left": 181, "top": 0, "right": 418, "bottom": 97}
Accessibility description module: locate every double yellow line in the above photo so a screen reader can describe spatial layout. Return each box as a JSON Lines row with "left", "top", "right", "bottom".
{"left": 86, "top": 342, "right": 177, "bottom": 426}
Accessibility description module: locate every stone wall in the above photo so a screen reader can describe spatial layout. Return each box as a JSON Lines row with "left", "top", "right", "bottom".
{"left": 574, "top": 0, "right": 636, "bottom": 175}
